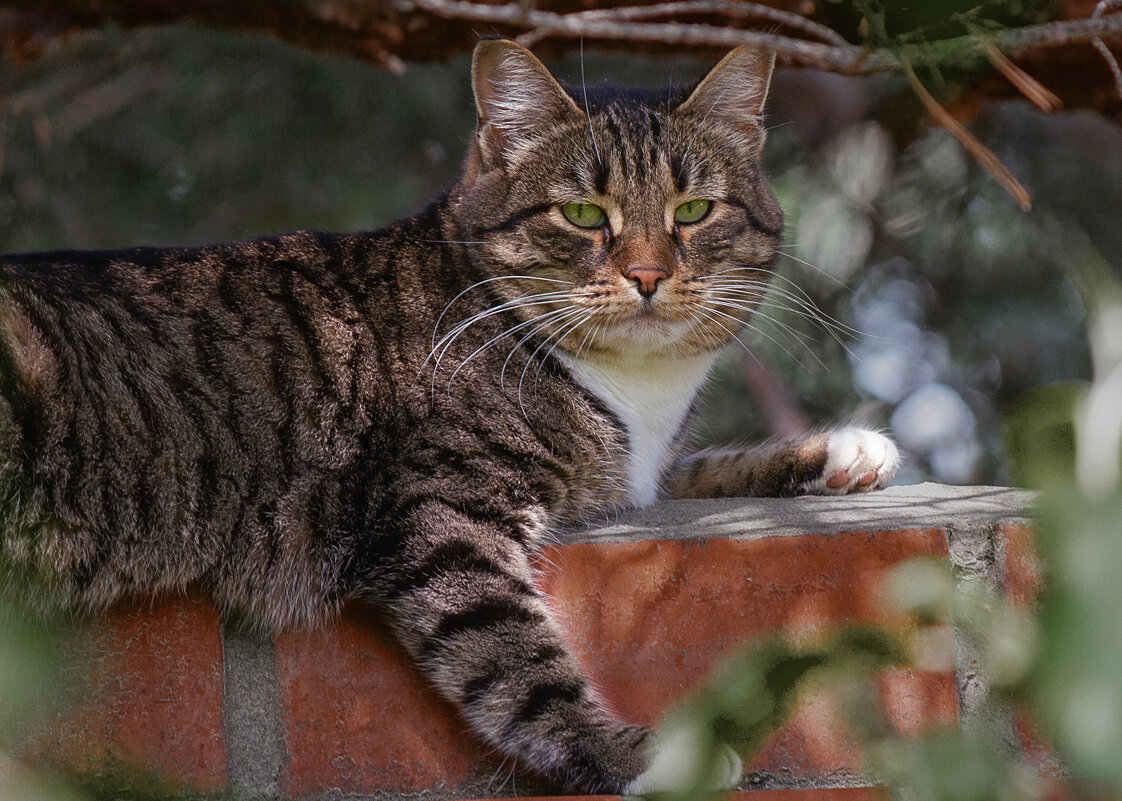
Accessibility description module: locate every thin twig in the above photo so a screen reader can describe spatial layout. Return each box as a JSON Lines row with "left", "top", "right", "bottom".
{"left": 972, "top": 29, "right": 1060, "bottom": 112}
{"left": 1093, "top": 0, "right": 1122, "bottom": 101}
{"left": 903, "top": 61, "right": 1032, "bottom": 211}
{"left": 522, "top": 1, "right": 848, "bottom": 47}
{"left": 738, "top": 350, "right": 811, "bottom": 438}
{"left": 410, "top": 0, "right": 865, "bottom": 71}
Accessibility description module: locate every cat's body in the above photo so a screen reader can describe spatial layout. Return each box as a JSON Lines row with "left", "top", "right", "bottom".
{"left": 0, "top": 41, "right": 898, "bottom": 793}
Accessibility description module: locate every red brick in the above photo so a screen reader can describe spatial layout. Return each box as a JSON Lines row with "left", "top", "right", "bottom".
{"left": 275, "top": 602, "right": 479, "bottom": 798}
{"left": 536, "top": 530, "right": 956, "bottom": 782}
{"left": 1014, "top": 710, "right": 1067, "bottom": 780}
{"left": 877, "top": 668, "right": 959, "bottom": 734}
{"left": 999, "top": 519, "right": 1044, "bottom": 610}
{"left": 19, "top": 595, "right": 228, "bottom": 792}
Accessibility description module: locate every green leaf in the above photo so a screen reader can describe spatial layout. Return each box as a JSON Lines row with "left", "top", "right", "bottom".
{"left": 1031, "top": 491, "right": 1122, "bottom": 786}
{"left": 1003, "top": 381, "right": 1085, "bottom": 490}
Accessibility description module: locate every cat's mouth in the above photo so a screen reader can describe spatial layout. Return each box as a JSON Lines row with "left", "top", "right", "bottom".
{"left": 614, "top": 305, "right": 690, "bottom": 342}
{"left": 628, "top": 295, "right": 691, "bottom": 325}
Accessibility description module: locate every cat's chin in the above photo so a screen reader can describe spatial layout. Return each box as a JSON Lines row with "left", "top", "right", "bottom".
{"left": 585, "top": 314, "right": 695, "bottom": 359}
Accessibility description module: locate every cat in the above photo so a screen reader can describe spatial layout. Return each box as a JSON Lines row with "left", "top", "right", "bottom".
{"left": 0, "top": 39, "right": 899, "bottom": 794}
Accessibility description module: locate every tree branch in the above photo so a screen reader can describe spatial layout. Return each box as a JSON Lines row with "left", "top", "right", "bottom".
{"left": 1093, "top": 0, "right": 1122, "bottom": 100}
{"left": 409, "top": 0, "right": 1122, "bottom": 76}
{"left": 514, "top": 0, "right": 850, "bottom": 48}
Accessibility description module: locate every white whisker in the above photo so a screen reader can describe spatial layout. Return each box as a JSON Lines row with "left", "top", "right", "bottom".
{"left": 516, "top": 309, "right": 592, "bottom": 417}
{"left": 691, "top": 306, "right": 761, "bottom": 364}
{"left": 701, "top": 264, "right": 865, "bottom": 343}
{"left": 447, "top": 306, "right": 579, "bottom": 395}
{"left": 573, "top": 319, "right": 602, "bottom": 359}
{"left": 432, "top": 275, "right": 573, "bottom": 348}
{"left": 705, "top": 281, "right": 859, "bottom": 341}
{"left": 579, "top": 39, "right": 603, "bottom": 169}
{"left": 708, "top": 298, "right": 821, "bottom": 353}
{"left": 700, "top": 302, "right": 824, "bottom": 370}
{"left": 499, "top": 306, "right": 586, "bottom": 395}
{"left": 425, "top": 292, "right": 577, "bottom": 395}
{"left": 776, "top": 249, "right": 854, "bottom": 292}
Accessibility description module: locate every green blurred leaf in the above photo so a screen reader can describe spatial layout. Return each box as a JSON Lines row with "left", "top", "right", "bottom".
{"left": 1003, "top": 382, "right": 1084, "bottom": 490}
{"left": 870, "top": 727, "right": 1042, "bottom": 801}
{"left": 654, "top": 627, "right": 906, "bottom": 801}
{"left": 883, "top": 557, "right": 1038, "bottom": 688}
{"left": 1031, "top": 491, "right": 1122, "bottom": 785}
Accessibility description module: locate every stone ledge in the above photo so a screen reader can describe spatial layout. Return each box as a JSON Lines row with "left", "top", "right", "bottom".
{"left": 562, "top": 484, "right": 1034, "bottom": 544}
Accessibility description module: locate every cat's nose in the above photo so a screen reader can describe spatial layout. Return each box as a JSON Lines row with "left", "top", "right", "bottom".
{"left": 626, "top": 267, "right": 667, "bottom": 299}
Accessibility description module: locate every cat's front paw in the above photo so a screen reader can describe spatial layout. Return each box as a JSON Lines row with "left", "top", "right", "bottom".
{"left": 623, "top": 722, "right": 741, "bottom": 797}
{"left": 803, "top": 427, "right": 900, "bottom": 495}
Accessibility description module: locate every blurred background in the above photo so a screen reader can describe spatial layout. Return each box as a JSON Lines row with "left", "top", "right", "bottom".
{"left": 0, "top": 23, "right": 1119, "bottom": 486}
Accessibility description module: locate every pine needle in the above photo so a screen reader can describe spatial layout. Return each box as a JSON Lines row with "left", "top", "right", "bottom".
{"left": 903, "top": 60, "right": 1032, "bottom": 212}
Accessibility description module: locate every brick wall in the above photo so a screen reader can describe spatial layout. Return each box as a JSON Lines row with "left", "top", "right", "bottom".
{"left": 10, "top": 483, "right": 1038, "bottom": 800}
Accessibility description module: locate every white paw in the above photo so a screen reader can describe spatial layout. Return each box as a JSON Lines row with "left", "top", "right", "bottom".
{"left": 623, "top": 720, "right": 742, "bottom": 797}
{"left": 804, "top": 427, "right": 900, "bottom": 495}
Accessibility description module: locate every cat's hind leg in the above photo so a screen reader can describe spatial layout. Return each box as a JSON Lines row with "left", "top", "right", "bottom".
{"left": 664, "top": 427, "right": 900, "bottom": 499}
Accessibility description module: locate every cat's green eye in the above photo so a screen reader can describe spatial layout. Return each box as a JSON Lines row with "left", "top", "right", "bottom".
{"left": 673, "top": 199, "right": 711, "bottom": 224}
{"left": 561, "top": 202, "right": 607, "bottom": 229}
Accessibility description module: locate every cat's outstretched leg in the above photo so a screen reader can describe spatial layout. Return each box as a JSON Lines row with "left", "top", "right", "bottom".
{"left": 366, "top": 498, "right": 652, "bottom": 793}
{"left": 664, "top": 427, "right": 900, "bottom": 499}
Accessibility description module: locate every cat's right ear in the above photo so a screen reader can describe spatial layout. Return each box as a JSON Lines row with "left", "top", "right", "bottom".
{"left": 677, "top": 46, "right": 775, "bottom": 158}
{"left": 471, "top": 39, "right": 583, "bottom": 169}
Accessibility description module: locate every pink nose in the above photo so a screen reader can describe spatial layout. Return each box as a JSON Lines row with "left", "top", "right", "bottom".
{"left": 626, "top": 267, "right": 667, "bottom": 299}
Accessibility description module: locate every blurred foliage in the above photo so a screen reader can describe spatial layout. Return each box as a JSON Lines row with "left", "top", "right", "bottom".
{"left": 0, "top": 608, "right": 62, "bottom": 744}
{"left": 653, "top": 554, "right": 1043, "bottom": 801}
{"left": 873, "top": 245, "right": 1122, "bottom": 798}
{"left": 0, "top": 592, "right": 83, "bottom": 801}
{"left": 644, "top": 627, "right": 906, "bottom": 799}
{"left": 0, "top": 26, "right": 475, "bottom": 251}
{"left": 1, "top": 589, "right": 220, "bottom": 798}
{"left": 1013, "top": 245, "right": 1122, "bottom": 788}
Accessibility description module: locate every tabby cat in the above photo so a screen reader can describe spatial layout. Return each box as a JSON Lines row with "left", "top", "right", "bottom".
{"left": 0, "top": 39, "right": 899, "bottom": 793}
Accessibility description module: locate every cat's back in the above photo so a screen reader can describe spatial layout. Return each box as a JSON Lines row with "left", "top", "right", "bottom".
{"left": 0, "top": 210, "right": 469, "bottom": 619}
{"left": 0, "top": 205, "right": 455, "bottom": 417}
{"left": 0, "top": 213, "right": 447, "bottom": 336}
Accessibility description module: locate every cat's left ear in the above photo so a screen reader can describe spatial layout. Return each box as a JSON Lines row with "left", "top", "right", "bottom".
{"left": 677, "top": 46, "right": 775, "bottom": 157}
{"left": 471, "top": 38, "right": 584, "bottom": 168}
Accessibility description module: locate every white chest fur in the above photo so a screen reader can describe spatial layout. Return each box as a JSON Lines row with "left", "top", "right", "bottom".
{"left": 562, "top": 351, "right": 717, "bottom": 508}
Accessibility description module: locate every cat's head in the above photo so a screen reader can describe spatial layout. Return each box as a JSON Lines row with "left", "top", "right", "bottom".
{"left": 454, "top": 39, "right": 782, "bottom": 362}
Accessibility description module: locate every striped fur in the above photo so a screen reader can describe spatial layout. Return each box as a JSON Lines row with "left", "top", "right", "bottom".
{"left": 0, "top": 41, "right": 897, "bottom": 793}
